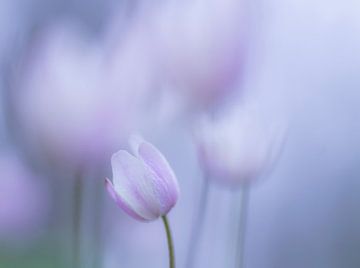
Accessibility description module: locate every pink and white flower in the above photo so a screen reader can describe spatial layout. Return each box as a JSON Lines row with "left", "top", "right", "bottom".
{"left": 193, "top": 105, "right": 285, "bottom": 186}
{"left": 105, "top": 136, "right": 180, "bottom": 221}
{"left": 151, "top": 0, "right": 249, "bottom": 109}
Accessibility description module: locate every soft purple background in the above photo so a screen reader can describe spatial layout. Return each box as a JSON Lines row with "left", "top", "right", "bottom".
{"left": 0, "top": 0, "right": 359, "bottom": 268}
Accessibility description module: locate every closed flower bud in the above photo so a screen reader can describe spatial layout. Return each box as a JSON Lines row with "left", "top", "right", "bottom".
{"left": 106, "top": 136, "right": 180, "bottom": 221}
{"left": 151, "top": 0, "right": 248, "bottom": 108}
{"left": 13, "top": 22, "right": 152, "bottom": 172}
{"left": 193, "top": 106, "right": 285, "bottom": 187}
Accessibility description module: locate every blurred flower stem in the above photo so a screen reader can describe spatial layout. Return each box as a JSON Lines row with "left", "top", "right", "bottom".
{"left": 235, "top": 186, "right": 250, "bottom": 268}
{"left": 162, "top": 216, "right": 175, "bottom": 268}
{"left": 73, "top": 173, "right": 83, "bottom": 268}
{"left": 92, "top": 179, "right": 104, "bottom": 268}
{"left": 186, "top": 178, "right": 210, "bottom": 268}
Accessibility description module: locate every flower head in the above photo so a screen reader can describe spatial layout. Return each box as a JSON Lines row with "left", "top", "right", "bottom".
{"left": 105, "top": 136, "right": 180, "bottom": 221}
{"left": 13, "top": 22, "right": 153, "bottom": 172}
{"left": 193, "top": 106, "right": 285, "bottom": 187}
{"left": 151, "top": 0, "right": 248, "bottom": 109}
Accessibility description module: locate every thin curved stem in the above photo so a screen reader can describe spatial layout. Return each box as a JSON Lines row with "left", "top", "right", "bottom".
{"left": 186, "top": 178, "right": 210, "bottom": 268}
{"left": 162, "top": 216, "right": 175, "bottom": 268}
{"left": 235, "top": 186, "right": 250, "bottom": 268}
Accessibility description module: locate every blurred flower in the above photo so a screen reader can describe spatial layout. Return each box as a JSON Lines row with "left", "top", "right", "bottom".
{"left": 193, "top": 105, "right": 285, "bottom": 187}
{"left": 0, "top": 152, "right": 49, "bottom": 241}
{"left": 106, "top": 136, "right": 180, "bottom": 221}
{"left": 13, "top": 21, "right": 153, "bottom": 172}
{"left": 151, "top": 0, "right": 248, "bottom": 109}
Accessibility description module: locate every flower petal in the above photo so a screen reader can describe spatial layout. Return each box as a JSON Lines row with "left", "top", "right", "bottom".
{"left": 105, "top": 178, "right": 147, "bottom": 221}
{"left": 137, "top": 141, "right": 180, "bottom": 214}
{"left": 128, "top": 134, "right": 144, "bottom": 157}
{"left": 111, "top": 150, "right": 162, "bottom": 220}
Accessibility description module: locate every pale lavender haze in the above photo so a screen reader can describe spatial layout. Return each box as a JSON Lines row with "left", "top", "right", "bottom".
{"left": 0, "top": 0, "right": 359, "bottom": 267}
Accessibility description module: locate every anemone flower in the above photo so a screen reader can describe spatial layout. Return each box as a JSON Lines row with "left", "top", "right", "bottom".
{"left": 151, "top": 0, "right": 249, "bottom": 110}
{"left": 106, "top": 136, "right": 180, "bottom": 268}
{"left": 188, "top": 104, "right": 285, "bottom": 268}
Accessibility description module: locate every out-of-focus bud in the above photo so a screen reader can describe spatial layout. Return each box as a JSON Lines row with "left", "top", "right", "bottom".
{"left": 105, "top": 136, "right": 180, "bottom": 221}
{"left": 0, "top": 153, "right": 49, "bottom": 242}
{"left": 13, "top": 22, "right": 148, "bottom": 172}
{"left": 193, "top": 105, "right": 285, "bottom": 187}
{"left": 151, "top": 0, "right": 248, "bottom": 109}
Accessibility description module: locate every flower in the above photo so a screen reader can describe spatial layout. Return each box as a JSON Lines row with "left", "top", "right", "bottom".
{"left": 151, "top": 0, "right": 248, "bottom": 109}
{"left": 13, "top": 22, "right": 152, "bottom": 172}
{"left": 105, "top": 136, "right": 180, "bottom": 221}
{"left": 193, "top": 105, "right": 285, "bottom": 187}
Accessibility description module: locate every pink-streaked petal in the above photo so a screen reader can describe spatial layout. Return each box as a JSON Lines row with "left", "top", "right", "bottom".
{"left": 111, "top": 150, "right": 162, "bottom": 220}
{"left": 105, "top": 178, "right": 148, "bottom": 221}
{"left": 137, "top": 142, "right": 180, "bottom": 214}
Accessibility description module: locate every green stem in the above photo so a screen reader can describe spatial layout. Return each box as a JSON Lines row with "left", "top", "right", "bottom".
{"left": 73, "top": 175, "right": 83, "bottom": 268}
{"left": 162, "top": 216, "right": 175, "bottom": 268}
{"left": 186, "top": 179, "right": 210, "bottom": 268}
{"left": 235, "top": 186, "right": 250, "bottom": 268}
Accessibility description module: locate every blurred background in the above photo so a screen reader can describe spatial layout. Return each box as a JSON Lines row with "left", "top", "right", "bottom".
{"left": 0, "top": 0, "right": 359, "bottom": 268}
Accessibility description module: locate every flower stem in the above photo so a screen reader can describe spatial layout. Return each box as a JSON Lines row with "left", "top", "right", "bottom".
{"left": 92, "top": 180, "right": 104, "bottom": 268}
{"left": 162, "top": 215, "right": 175, "bottom": 268}
{"left": 235, "top": 186, "right": 250, "bottom": 268}
{"left": 73, "top": 174, "right": 83, "bottom": 268}
{"left": 186, "top": 178, "right": 210, "bottom": 268}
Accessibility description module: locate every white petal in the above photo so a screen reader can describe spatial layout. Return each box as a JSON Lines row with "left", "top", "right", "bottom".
{"left": 137, "top": 141, "right": 180, "bottom": 214}
{"left": 111, "top": 150, "right": 162, "bottom": 220}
